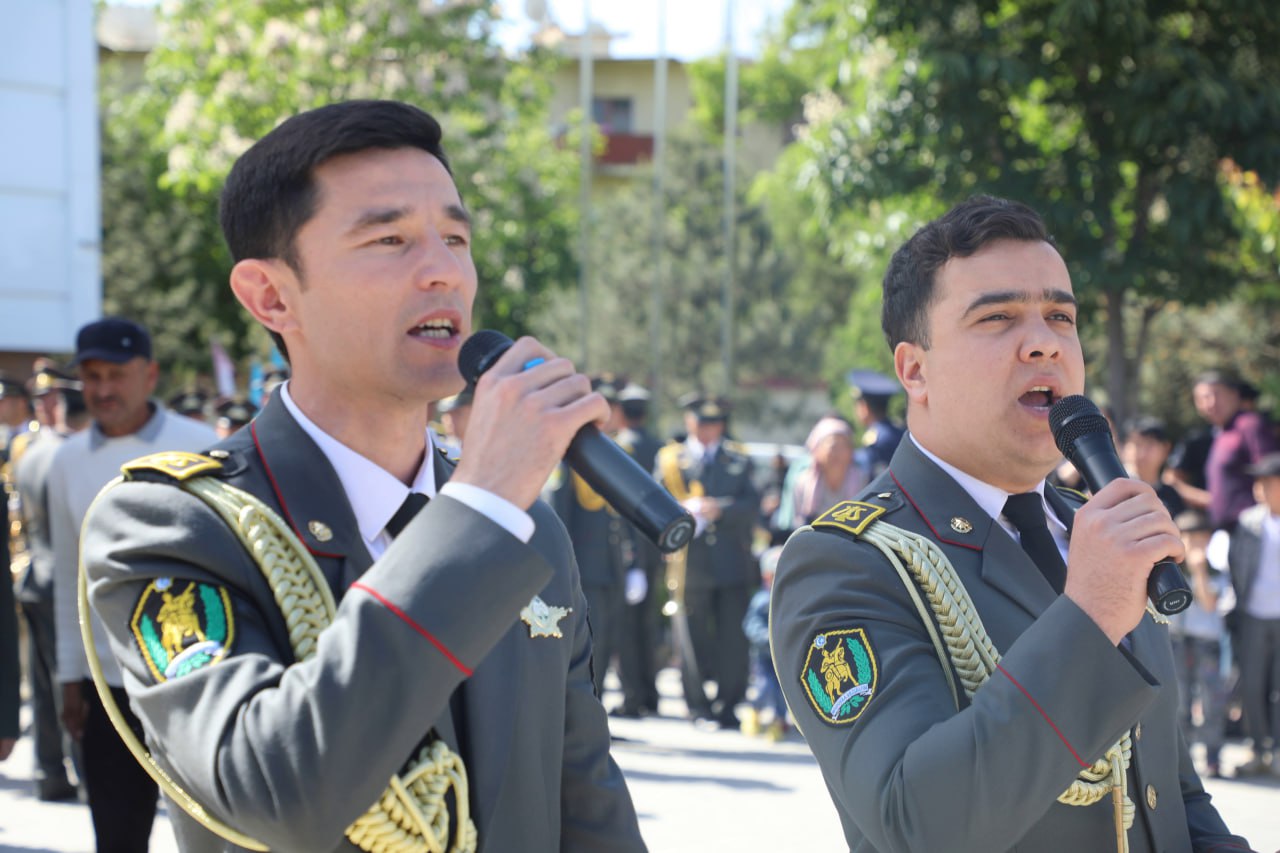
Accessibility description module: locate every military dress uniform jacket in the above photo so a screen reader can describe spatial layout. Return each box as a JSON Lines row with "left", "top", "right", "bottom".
{"left": 659, "top": 441, "right": 759, "bottom": 590}
{"left": 770, "top": 437, "right": 1248, "bottom": 853}
{"left": 546, "top": 464, "right": 634, "bottom": 589}
{"left": 80, "top": 394, "right": 645, "bottom": 853}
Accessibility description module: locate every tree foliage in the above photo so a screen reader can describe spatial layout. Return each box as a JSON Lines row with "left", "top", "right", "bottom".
{"left": 529, "top": 129, "right": 841, "bottom": 433}
{"left": 756, "top": 0, "right": 1280, "bottom": 424}
{"left": 100, "top": 0, "right": 579, "bottom": 382}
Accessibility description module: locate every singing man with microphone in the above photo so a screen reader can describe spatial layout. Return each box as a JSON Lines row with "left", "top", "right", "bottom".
{"left": 769, "top": 195, "right": 1252, "bottom": 852}
{"left": 78, "top": 100, "right": 644, "bottom": 852}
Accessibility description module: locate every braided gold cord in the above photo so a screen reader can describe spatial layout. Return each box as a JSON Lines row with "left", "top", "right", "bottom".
{"left": 180, "top": 478, "right": 478, "bottom": 853}
{"left": 857, "top": 520, "right": 1133, "bottom": 848}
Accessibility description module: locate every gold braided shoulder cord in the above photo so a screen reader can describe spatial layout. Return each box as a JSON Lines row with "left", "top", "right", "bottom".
{"left": 855, "top": 520, "right": 1136, "bottom": 853}
{"left": 79, "top": 476, "right": 476, "bottom": 853}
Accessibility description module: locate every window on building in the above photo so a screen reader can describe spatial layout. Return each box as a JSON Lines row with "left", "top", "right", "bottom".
{"left": 591, "top": 97, "right": 634, "bottom": 134}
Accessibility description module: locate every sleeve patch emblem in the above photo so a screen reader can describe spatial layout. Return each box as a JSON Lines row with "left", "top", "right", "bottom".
{"left": 801, "top": 627, "right": 879, "bottom": 726}
{"left": 811, "top": 500, "right": 885, "bottom": 537}
{"left": 130, "top": 578, "right": 234, "bottom": 682}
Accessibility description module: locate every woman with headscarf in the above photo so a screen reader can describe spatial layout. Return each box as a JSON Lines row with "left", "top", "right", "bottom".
{"left": 772, "top": 415, "right": 869, "bottom": 537}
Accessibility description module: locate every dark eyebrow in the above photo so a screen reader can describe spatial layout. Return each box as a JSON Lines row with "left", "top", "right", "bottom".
{"left": 345, "top": 203, "right": 472, "bottom": 237}
{"left": 961, "top": 288, "right": 1077, "bottom": 319}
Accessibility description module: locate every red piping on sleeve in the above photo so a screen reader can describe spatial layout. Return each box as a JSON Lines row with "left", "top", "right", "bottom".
{"left": 997, "top": 663, "right": 1089, "bottom": 769}
{"left": 350, "top": 581, "right": 473, "bottom": 677}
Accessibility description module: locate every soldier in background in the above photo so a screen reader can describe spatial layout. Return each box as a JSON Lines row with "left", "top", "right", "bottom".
{"left": 846, "top": 369, "right": 905, "bottom": 479}
{"left": 612, "top": 383, "right": 663, "bottom": 717}
{"left": 656, "top": 395, "right": 758, "bottom": 729}
{"left": 545, "top": 376, "right": 635, "bottom": 698}
{"left": 212, "top": 396, "right": 258, "bottom": 439}
{"left": 167, "top": 389, "right": 211, "bottom": 424}
{"left": 12, "top": 366, "right": 87, "bottom": 800}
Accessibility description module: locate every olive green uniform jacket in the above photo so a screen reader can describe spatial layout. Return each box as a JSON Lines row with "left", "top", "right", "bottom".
{"left": 81, "top": 393, "right": 645, "bottom": 853}
{"left": 770, "top": 436, "right": 1249, "bottom": 853}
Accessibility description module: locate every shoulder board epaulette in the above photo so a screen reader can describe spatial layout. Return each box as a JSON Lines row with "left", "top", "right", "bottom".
{"left": 722, "top": 439, "right": 747, "bottom": 455}
{"left": 121, "top": 451, "right": 223, "bottom": 483}
{"left": 811, "top": 500, "right": 889, "bottom": 538}
{"left": 1052, "top": 484, "right": 1089, "bottom": 504}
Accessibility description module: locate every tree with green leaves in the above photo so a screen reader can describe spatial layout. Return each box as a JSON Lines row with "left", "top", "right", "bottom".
{"left": 529, "top": 128, "right": 840, "bottom": 436}
{"left": 755, "top": 0, "right": 1280, "bottom": 426}
{"left": 101, "top": 0, "right": 579, "bottom": 382}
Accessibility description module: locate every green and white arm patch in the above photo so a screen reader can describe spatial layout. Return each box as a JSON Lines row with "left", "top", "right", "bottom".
{"left": 800, "top": 626, "right": 880, "bottom": 726}
{"left": 130, "top": 577, "right": 235, "bottom": 682}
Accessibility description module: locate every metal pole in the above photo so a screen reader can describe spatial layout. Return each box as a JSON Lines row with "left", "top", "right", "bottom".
{"left": 721, "top": 0, "right": 738, "bottom": 393}
{"left": 651, "top": 0, "right": 668, "bottom": 417}
{"left": 578, "top": 0, "right": 594, "bottom": 368}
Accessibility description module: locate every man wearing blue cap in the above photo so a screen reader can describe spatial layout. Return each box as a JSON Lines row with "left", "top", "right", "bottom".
{"left": 846, "top": 369, "right": 905, "bottom": 479}
{"left": 49, "top": 316, "right": 216, "bottom": 851}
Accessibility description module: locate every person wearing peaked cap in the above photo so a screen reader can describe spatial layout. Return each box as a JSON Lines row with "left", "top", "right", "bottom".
{"left": 846, "top": 369, "right": 905, "bottom": 479}
{"left": 168, "top": 389, "right": 212, "bottom": 423}
{"left": 655, "top": 391, "right": 758, "bottom": 729}
{"left": 1216, "top": 451, "right": 1280, "bottom": 779}
{"left": 75, "top": 100, "right": 641, "bottom": 853}
{"left": 437, "top": 384, "right": 474, "bottom": 455}
{"left": 612, "top": 382, "right": 663, "bottom": 717}
{"left": 9, "top": 363, "right": 89, "bottom": 802}
{"left": 544, "top": 374, "right": 635, "bottom": 698}
{"left": 0, "top": 373, "right": 34, "bottom": 446}
{"left": 770, "top": 196, "right": 1249, "bottom": 852}
{"left": 214, "top": 397, "right": 259, "bottom": 440}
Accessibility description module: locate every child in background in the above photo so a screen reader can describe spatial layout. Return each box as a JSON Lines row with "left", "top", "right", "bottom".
{"left": 741, "top": 546, "right": 789, "bottom": 741}
{"left": 1170, "top": 510, "right": 1230, "bottom": 778}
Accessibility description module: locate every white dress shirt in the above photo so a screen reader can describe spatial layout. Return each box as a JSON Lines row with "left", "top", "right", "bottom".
{"left": 280, "top": 384, "right": 533, "bottom": 559}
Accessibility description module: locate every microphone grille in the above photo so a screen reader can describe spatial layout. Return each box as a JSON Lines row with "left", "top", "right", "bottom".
{"left": 458, "top": 329, "right": 514, "bottom": 383}
{"left": 1048, "top": 394, "right": 1111, "bottom": 458}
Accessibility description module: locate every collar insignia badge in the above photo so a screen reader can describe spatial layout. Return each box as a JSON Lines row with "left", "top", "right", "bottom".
{"left": 950, "top": 517, "right": 973, "bottom": 534}
{"left": 307, "top": 520, "right": 333, "bottom": 542}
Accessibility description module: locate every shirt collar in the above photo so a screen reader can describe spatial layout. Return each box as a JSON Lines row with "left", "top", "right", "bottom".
{"left": 281, "top": 382, "right": 437, "bottom": 544}
{"left": 910, "top": 434, "right": 1067, "bottom": 535}
{"left": 88, "top": 401, "right": 163, "bottom": 450}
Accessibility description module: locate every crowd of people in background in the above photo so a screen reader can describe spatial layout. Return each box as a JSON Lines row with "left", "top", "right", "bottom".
{"left": 3, "top": 312, "right": 1280, "bottom": 850}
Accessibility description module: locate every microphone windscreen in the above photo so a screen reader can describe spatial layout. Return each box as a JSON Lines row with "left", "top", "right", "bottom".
{"left": 458, "top": 330, "right": 514, "bottom": 383}
{"left": 1049, "top": 394, "right": 1111, "bottom": 459}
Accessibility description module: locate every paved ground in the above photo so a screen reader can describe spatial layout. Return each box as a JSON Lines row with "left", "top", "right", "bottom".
{"left": 2, "top": 669, "right": 1277, "bottom": 852}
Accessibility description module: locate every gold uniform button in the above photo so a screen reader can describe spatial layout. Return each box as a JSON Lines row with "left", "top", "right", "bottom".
{"left": 1134, "top": 722, "right": 1142, "bottom": 741}
{"left": 1146, "top": 784, "right": 1157, "bottom": 810}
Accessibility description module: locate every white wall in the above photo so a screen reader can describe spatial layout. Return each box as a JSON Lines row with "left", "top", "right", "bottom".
{"left": 0, "top": 0, "right": 100, "bottom": 355}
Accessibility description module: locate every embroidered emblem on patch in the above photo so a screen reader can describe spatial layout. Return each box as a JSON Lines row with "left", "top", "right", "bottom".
{"left": 812, "top": 501, "right": 886, "bottom": 537}
{"left": 130, "top": 578, "right": 234, "bottom": 682}
{"left": 521, "top": 595, "right": 571, "bottom": 639}
{"left": 801, "top": 627, "right": 879, "bottom": 725}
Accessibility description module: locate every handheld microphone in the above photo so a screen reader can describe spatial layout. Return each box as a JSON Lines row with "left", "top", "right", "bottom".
{"left": 1048, "top": 395, "right": 1192, "bottom": 615}
{"left": 458, "top": 330, "right": 696, "bottom": 554}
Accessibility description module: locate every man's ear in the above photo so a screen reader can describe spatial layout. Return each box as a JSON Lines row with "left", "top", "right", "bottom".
{"left": 230, "top": 259, "right": 298, "bottom": 339}
{"left": 894, "top": 341, "right": 928, "bottom": 406}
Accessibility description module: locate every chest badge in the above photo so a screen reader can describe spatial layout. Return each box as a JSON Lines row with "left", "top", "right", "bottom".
{"left": 950, "top": 517, "right": 973, "bottom": 534}
{"left": 521, "top": 595, "right": 571, "bottom": 639}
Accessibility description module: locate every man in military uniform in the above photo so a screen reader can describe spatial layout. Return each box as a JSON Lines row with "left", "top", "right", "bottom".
{"left": 545, "top": 375, "right": 635, "bottom": 698}
{"left": 80, "top": 100, "right": 643, "bottom": 852}
{"left": 845, "top": 369, "right": 905, "bottom": 479}
{"left": 656, "top": 395, "right": 758, "bottom": 729}
{"left": 11, "top": 366, "right": 85, "bottom": 800}
{"left": 1, "top": 373, "right": 35, "bottom": 767}
{"left": 770, "top": 196, "right": 1249, "bottom": 851}
{"left": 168, "top": 389, "right": 212, "bottom": 423}
{"left": 212, "top": 397, "right": 258, "bottom": 439}
{"left": 611, "top": 384, "right": 663, "bottom": 717}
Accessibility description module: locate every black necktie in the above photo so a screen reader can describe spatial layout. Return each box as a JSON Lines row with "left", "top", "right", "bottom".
{"left": 385, "top": 492, "right": 429, "bottom": 539}
{"left": 1002, "top": 492, "right": 1067, "bottom": 593}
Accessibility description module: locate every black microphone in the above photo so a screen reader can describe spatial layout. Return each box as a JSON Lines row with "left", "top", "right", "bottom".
{"left": 458, "top": 330, "right": 696, "bottom": 554}
{"left": 1049, "top": 395, "right": 1192, "bottom": 615}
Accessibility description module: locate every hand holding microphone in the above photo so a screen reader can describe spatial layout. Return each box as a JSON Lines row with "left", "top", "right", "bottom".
{"left": 458, "top": 331, "right": 695, "bottom": 553}
{"left": 1049, "top": 396, "right": 1192, "bottom": 640}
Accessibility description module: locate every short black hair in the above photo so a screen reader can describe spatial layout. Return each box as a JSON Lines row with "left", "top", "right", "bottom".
{"left": 881, "top": 195, "right": 1054, "bottom": 351}
{"left": 1124, "top": 415, "right": 1169, "bottom": 444}
{"left": 1193, "top": 369, "right": 1241, "bottom": 390}
{"left": 219, "top": 100, "right": 453, "bottom": 359}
